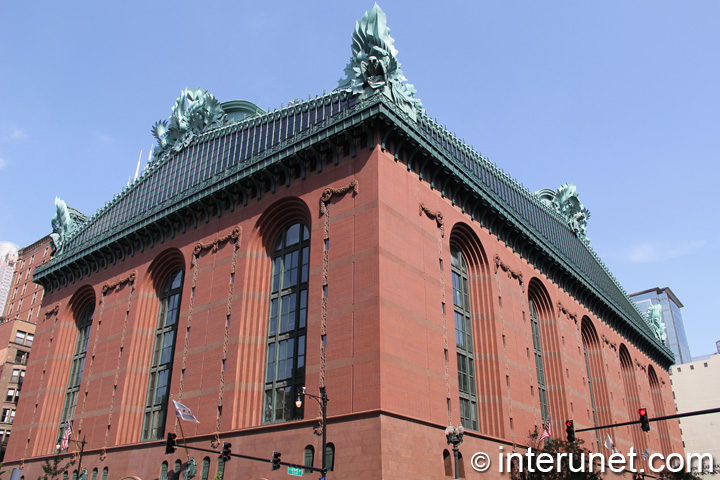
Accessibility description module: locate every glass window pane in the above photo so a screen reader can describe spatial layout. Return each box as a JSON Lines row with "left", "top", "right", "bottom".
{"left": 286, "top": 224, "right": 300, "bottom": 246}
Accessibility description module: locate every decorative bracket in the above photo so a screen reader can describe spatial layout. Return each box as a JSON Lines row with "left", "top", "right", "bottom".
{"left": 419, "top": 202, "right": 444, "bottom": 237}
{"left": 601, "top": 335, "right": 618, "bottom": 352}
{"left": 557, "top": 301, "right": 578, "bottom": 324}
{"left": 635, "top": 360, "right": 647, "bottom": 373}
{"left": 493, "top": 254, "right": 524, "bottom": 292}
{"left": 193, "top": 225, "right": 242, "bottom": 256}
{"left": 320, "top": 179, "right": 358, "bottom": 216}
{"left": 44, "top": 303, "right": 60, "bottom": 319}
{"left": 101, "top": 271, "right": 137, "bottom": 295}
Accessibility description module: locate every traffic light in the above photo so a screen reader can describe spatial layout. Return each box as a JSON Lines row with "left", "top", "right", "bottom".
{"left": 221, "top": 442, "right": 232, "bottom": 462}
{"left": 639, "top": 408, "right": 650, "bottom": 432}
{"left": 271, "top": 451, "right": 281, "bottom": 471}
{"left": 165, "top": 432, "right": 177, "bottom": 454}
{"left": 565, "top": 420, "right": 575, "bottom": 442}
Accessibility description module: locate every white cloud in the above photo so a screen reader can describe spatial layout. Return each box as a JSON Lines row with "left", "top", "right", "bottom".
{"left": 627, "top": 240, "right": 706, "bottom": 263}
{"left": 8, "top": 128, "right": 26, "bottom": 140}
{"left": 94, "top": 132, "right": 113, "bottom": 143}
{"left": 0, "top": 157, "right": 7, "bottom": 170}
{"left": 1, "top": 127, "right": 26, "bottom": 143}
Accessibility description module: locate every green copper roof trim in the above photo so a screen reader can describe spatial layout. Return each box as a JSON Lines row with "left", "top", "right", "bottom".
{"left": 34, "top": 89, "right": 364, "bottom": 275}
{"left": 375, "top": 95, "right": 671, "bottom": 363}
{"left": 35, "top": 89, "right": 672, "bottom": 366}
{"left": 46, "top": 89, "right": 357, "bottom": 258}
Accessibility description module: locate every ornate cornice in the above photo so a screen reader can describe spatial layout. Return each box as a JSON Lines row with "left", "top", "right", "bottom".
{"left": 31, "top": 87, "right": 673, "bottom": 368}
{"left": 101, "top": 270, "right": 137, "bottom": 294}
{"left": 419, "top": 202, "right": 444, "bottom": 237}
{"left": 494, "top": 254, "right": 524, "bottom": 292}
{"left": 320, "top": 179, "right": 358, "bottom": 216}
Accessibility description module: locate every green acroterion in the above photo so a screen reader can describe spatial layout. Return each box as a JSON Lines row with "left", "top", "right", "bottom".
{"left": 645, "top": 304, "right": 667, "bottom": 344}
{"left": 49, "top": 197, "right": 88, "bottom": 256}
{"left": 337, "top": 3, "right": 422, "bottom": 120}
{"left": 150, "top": 88, "right": 228, "bottom": 164}
{"left": 536, "top": 183, "right": 591, "bottom": 240}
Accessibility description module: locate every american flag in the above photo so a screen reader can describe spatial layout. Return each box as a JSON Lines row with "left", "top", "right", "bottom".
{"left": 539, "top": 413, "right": 552, "bottom": 443}
{"left": 60, "top": 420, "right": 72, "bottom": 452}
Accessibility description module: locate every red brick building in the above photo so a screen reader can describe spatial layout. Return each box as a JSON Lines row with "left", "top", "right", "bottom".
{"left": 0, "top": 236, "right": 51, "bottom": 461}
{"left": 4, "top": 6, "right": 680, "bottom": 480}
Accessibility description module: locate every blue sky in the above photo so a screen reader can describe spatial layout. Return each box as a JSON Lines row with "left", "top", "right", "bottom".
{"left": 1, "top": 1, "right": 718, "bottom": 357}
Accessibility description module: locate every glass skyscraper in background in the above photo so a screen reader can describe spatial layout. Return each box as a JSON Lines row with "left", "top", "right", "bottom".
{"left": 630, "top": 287, "right": 691, "bottom": 364}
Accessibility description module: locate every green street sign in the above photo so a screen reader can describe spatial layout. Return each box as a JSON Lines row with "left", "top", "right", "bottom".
{"left": 288, "top": 466, "right": 303, "bottom": 476}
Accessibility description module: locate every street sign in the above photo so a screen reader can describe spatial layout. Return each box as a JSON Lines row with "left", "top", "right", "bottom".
{"left": 287, "top": 466, "right": 303, "bottom": 476}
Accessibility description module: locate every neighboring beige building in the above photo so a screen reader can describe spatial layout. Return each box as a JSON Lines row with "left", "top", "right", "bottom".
{"left": 671, "top": 350, "right": 720, "bottom": 475}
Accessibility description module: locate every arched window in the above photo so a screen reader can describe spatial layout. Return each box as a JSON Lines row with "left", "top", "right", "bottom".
{"left": 101, "top": 467, "right": 108, "bottom": 480}
{"left": 450, "top": 246, "right": 478, "bottom": 430}
{"left": 174, "top": 459, "right": 182, "bottom": 478}
{"left": 581, "top": 317, "right": 611, "bottom": 449}
{"left": 91, "top": 468, "right": 98, "bottom": 480}
{"left": 620, "top": 345, "right": 646, "bottom": 454}
{"left": 304, "top": 445, "right": 315, "bottom": 473}
{"left": 649, "top": 366, "right": 672, "bottom": 455}
{"left": 528, "top": 297, "right": 549, "bottom": 422}
{"left": 72, "top": 470, "right": 77, "bottom": 480}
{"left": 63, "top": 472, "right": 68, "bottom": 480}
{"left": 325, "top": 443, "right": 335, "bottom": 472}
{"left": 160, "top": 462, "right": 168, "bottom": 480}
{"left": 59, "top": 303, "right": 93, "bottom": 442}
{"left": 264, "top": 223, "right": 309, "bottom": 423}
{"left": 201, "top": 457, "right": 210, "bottom": 480}
{"left": 216, "top": 457, "right": 224, "bottom": 479}
{"left": 143, "top": 269, "right": 184, "bottom": 440}
{"left": 443, "top": 449, "right": 452, "bottom": 476}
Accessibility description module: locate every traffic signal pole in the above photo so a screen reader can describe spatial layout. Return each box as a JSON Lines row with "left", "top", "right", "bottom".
{"left": 175, "top": 445, "right": 327, "bottom": 474}
{"left": 575, "top": 407, "right": 720, "bottom": 433}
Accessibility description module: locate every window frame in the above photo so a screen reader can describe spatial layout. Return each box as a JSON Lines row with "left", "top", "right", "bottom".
{"left": 58, "top": 303, "right": 94, "bottom": 442}
{"left": 450, "top": 246, "right": 479, "bottom": 431}
{"left": 263, "top": 223, "right": 310, "bottom": 424}
{"left": 528, "top": 298, "right": 549, "bottom": 423}
{"left": 142, "top": 269, "right": 184, "bottom": 441}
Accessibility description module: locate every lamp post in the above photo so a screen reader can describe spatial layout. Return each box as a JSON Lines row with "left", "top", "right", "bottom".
{"left": 445, "top": 425, "right": 464, "bottom": 480}
{"left": 296, "top": 386, "right": 329, "bottom": 478}
{"left": 56, "top": 435, "right": 87, "bottom": 480}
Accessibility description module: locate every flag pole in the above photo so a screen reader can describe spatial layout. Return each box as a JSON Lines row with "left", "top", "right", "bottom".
{"left": 176, "top": 417, "right": 191, "bottom": 458}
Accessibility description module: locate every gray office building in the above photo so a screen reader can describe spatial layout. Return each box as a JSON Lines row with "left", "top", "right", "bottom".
{"left": 630, "top": 287, "right": 691, "bottom": 364}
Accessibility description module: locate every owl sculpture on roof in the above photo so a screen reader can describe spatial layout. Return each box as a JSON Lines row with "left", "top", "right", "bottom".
{"left": 337, "top": 4, "right": 423, "bottom": 120}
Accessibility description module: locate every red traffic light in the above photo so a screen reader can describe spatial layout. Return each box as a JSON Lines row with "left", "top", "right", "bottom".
{"left": 565, "top": 420, "right": 573, "bottom": 427}
{"left": 638, "top": 408, "right": 647, "bottom": 416}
